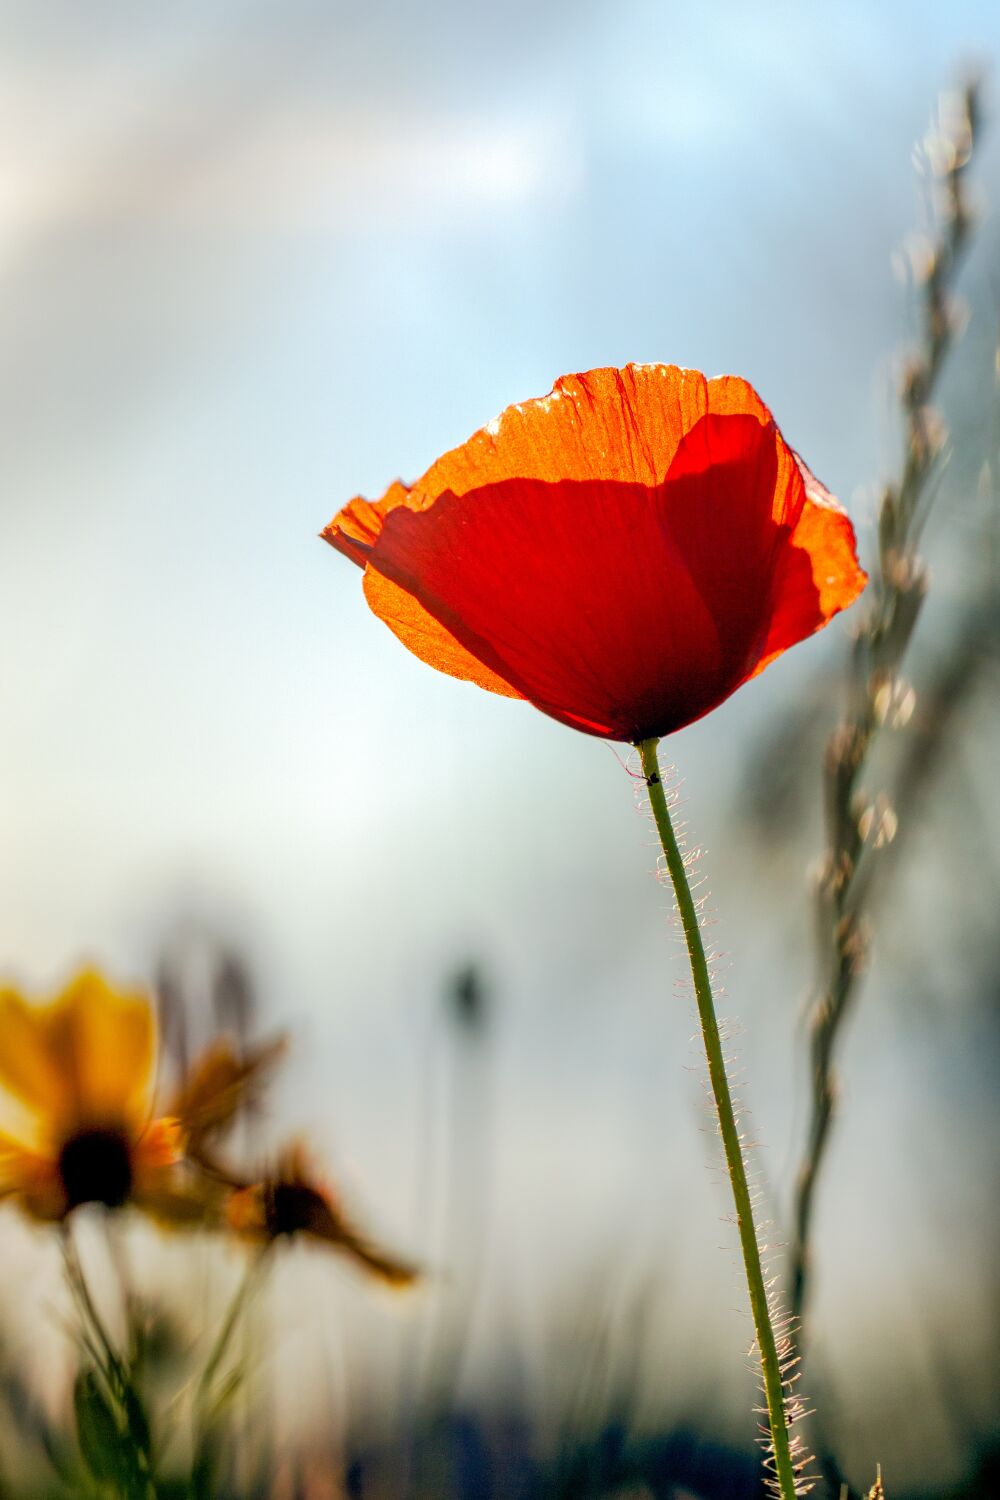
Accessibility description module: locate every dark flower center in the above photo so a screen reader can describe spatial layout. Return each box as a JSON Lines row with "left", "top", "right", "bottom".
{"left": 264, "top": 1182, "right": 326, "bottom": 1239}
{"left": 58, "top": 1127, "right": 133, "bottom": 1210}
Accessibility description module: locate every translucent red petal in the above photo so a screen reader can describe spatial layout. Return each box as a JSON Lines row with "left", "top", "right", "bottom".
{"left": 323, "top": 365, "right": 866, "bottom": 741}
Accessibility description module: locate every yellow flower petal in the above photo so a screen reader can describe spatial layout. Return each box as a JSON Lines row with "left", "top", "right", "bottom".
{"left": 0, "top": 1127, "right": 35, "bottom": 1188}
{"left": 312, "top": 1204, "right": 421, "bottom": 1288}
{"left": 225, "top": 1156, "right": 420, "bottom": 1288}
{"left": 0, "top": 970, "right": 155, "bottom": 1137}
{"left": 131, "top": 1117, "right": 231, "bottom": 1230}
{"left": 60, "top": 970, "right": 155, "bottom": 1127}
{"left": 132, "top": 1116, "right": 183, "bottom": 1177}
{"left": 0, "top": 1130, "right": 65, "bottom": 1221}
{"left": 225, "top": 1183, "right": 268, "bottom": 1236}
{"left": 0, "top": 990, "right": 73, "bottom": 1120}
{"left": 169, "top": 1035, "right": 286, "bottom": 1156}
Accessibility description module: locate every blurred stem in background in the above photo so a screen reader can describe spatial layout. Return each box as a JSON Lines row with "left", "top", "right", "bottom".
{"left": 638, "top": 738, "right": 802, "bottom": 1500}
{"left": 422, "top": 963, "right": 495, "bottom": 1418}
{"left": 396, "top": 963, "right": 496, "bottom": 1496}
{"left": 192, "top": 1250, "right": 271, "bottom": 1500}
{"left": 789, "top": 80, "right": 984, "bottom": 1338}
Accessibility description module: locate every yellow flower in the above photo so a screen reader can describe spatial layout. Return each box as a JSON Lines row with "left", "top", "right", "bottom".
{"left": 0, "top": 968, "right": 184, "bottom": 1223}
{"left": 226, "top": 1143, "right": 418, "bottom": 1287}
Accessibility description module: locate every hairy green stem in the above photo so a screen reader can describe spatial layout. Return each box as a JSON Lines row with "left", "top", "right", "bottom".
{"left": 638, "top": 737, "right": 798, "bottom": 1500}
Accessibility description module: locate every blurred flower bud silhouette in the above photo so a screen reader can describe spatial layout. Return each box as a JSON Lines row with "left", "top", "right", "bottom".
{"left": 226, "top": 1143, "right": 419, "bottom": 1287}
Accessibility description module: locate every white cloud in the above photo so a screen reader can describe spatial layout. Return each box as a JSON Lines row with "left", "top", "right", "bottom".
{"left": 0, "top": 82, "right": 585, "bottom": 248}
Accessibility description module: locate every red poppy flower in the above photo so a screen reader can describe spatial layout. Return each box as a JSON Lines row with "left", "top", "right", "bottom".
{"left": 324, "top": 365, "right": 866, "bottom": 742}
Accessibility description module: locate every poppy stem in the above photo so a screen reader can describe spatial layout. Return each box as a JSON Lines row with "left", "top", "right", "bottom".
{"left": 637, "top": 737, "right": 799, "bottom": 1500}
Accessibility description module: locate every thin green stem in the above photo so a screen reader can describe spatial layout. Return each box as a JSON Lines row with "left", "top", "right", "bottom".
{"left": 61, "top": 1228, "right": 123, "bottom": 1386}
{"left": 637, "top": 738, "right": 798, "bottom": 1500}
{"left": 62, "top": 1226, "right": 156, "bottom": 1500}
{"left": 189, "top": 1250, "right": 269, "bottom": 1499}
{"left": 198, "top": 1248, "right": 269, "bottom": 1405}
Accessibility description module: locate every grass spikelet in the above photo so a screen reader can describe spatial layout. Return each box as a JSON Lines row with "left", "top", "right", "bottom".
{"left": 789, "top": 77, "right": 985, "bottom": 1338}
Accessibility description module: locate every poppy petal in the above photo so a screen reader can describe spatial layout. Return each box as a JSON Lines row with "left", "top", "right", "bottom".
{"left": 363, "top": 570, "right": 524, "bottom": 699}
{"left": 657, "top": 411, "right": 805, "bottom": 687}
{"left": 323, "top": 480, "right": 412, "bottom": 567}
{"left": 366, "top": 471, "right": 722, "bottom": 740}
{"left": 750, "top": 459, "right": 868, "bottom": 677}
{"left": 411, "top": 365, "right": 773, "bottom": 497}
{"left": 366, "top": 408, "right": 813, "bottom": 740}
{"left": 325, "top": 365, "right": 867, "bottom": 740}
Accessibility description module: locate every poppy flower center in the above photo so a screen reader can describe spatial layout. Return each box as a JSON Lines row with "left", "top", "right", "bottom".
{"left": 264, "top": 1182, "right": 325, "bottom": 1238}
{"left": 58, "top": 1127, "right": 133, "bottom": 1210}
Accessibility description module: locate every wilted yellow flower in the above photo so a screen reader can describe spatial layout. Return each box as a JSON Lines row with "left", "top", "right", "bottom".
{"left": 0, "top": 969, "right": 187, "bottom": 1223}
{"left": 226, "top": 1143, "right": 418, "bottom": 1287}
{"left": 166, "top": 1033, "right": 286, "bottom": 1172}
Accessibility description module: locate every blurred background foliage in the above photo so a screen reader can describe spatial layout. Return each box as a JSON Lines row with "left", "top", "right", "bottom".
{"left": 1, "top": 3, "right": 999, "bottom": 1497}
